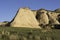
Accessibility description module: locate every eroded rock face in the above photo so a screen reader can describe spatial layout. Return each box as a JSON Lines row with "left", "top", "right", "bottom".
{"left": 54, "top": 8, "right": 60, "bottom": 13}
{"left": 35, "top": 8, "right": 60, "bottom": 28}
{"left": 32, "top": 10, "right": 37, "bottom": 16}
{"left": 10, "top": 8, "right": 40, "bottom": 28}
{"left": 5, "top": 7, "right": 60, "bottom": 29}
{"left": 48, "top": 12, "right": 60, "bottom": 24}
{"left": 36, "top": 9, "right": 49, "bottom": 25}
{"left": 36, "top": 9, "right": 60, "bottom": 24}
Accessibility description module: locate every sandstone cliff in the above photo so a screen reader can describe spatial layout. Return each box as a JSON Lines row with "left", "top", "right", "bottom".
{"left": 2, "top": 8, "right": 60, "bottom": 29}
{"left": 10, "top": 8, "right": 40, "bottom": 28}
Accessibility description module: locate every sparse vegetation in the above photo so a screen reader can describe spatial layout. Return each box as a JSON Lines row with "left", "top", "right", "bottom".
{"left": 0, "top": 27, "right": 60, "bottom": 40}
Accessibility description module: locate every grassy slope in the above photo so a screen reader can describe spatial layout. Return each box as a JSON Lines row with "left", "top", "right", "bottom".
{"left": 0, "top": 27, "right": 60, "bottom": 40}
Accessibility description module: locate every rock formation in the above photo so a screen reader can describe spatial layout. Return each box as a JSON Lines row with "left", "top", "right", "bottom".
{"left": 48, "top": 11, "right": 60, "bottom": 24}
{"left": 0, "top": 21, "right": 9, "bottom": 27}
{"left": 35, "top": 8, "right": 60, "bottom": 28}
{"left": 9, "top": 8, "right": 41, "bottom": 28}
{"left": 4, "top": 7, "right": 60, "bottom": 29}
{"left": 54, "top": 8, "right": 60, "bottom": 13}
{"left": 36, "top": 9, "right": 49, "bottom": 26}
{"left": 32, "top": 10, "right": 37, "bottom": 16}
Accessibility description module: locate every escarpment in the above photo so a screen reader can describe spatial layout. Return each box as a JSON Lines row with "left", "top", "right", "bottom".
{"left": 2, "top": 8, "right": 60, "bottom": 29}
{"left": 8, "top": 8, "right": 41, "bottom": 28}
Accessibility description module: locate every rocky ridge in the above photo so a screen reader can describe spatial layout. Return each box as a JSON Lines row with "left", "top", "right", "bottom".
{"left": 0, "top": 7, "right": 60, "bottom": 29}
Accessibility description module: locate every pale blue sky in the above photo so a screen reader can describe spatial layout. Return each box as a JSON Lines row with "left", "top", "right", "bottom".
{"left": 0, "top": 0, "right": 60, "bottom": 22}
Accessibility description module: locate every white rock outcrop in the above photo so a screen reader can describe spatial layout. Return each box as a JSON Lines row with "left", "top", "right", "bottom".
{"left": 5, "top": 8, "right": 60, "bottom": 29}
{"left": 10, "top": 8, "right": 41, "bottom": 28}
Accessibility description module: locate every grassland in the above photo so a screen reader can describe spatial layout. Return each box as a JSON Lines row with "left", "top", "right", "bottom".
{"left": 0, "top": 27, "right": 60, "bottom": 40}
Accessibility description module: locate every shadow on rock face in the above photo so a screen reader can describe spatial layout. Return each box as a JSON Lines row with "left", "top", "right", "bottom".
{"left": 58, "top": 14, "right": 60, "bottom": 23}
{"left": 54, "top": 24, "right": 60, "bottom": 29}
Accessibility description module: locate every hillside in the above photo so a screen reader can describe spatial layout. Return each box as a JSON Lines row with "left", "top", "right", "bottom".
{"left": 0, "top": 7, "right": 60, "bottom": 29}
{"left": 0, "top": 27, "right": 60, "bottom": 40}
{"left": 0, "top": 8, "right": 60, "bottom": 40}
